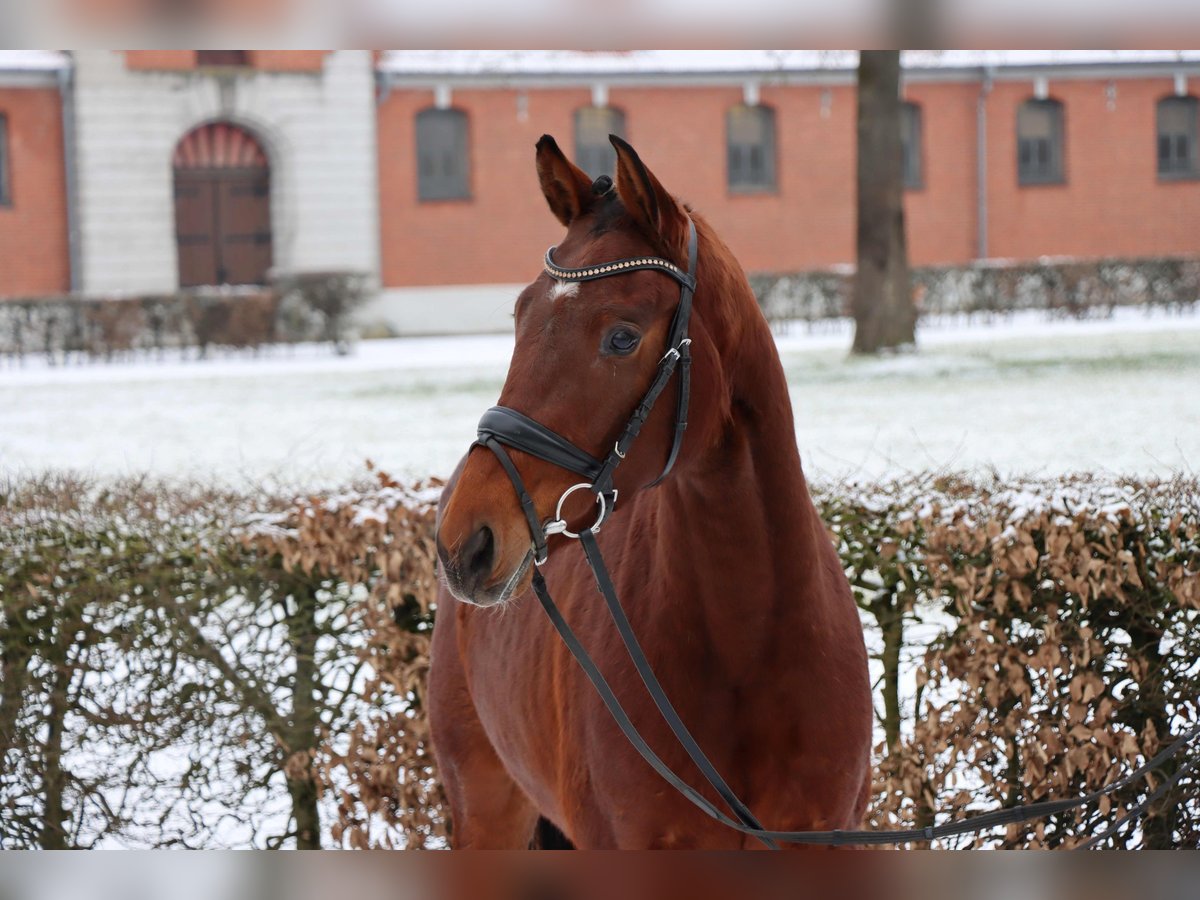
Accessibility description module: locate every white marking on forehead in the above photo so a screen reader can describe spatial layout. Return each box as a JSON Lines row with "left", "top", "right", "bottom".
{"left": 548, "top": 280, "right": 580, "bottom": 302}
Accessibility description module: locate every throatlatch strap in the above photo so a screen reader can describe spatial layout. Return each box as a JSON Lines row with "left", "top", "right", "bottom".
{"left": 650, "top": 218, "right": 698, "bottom": 485}
{"left": 656, "top": 343, "right": 691, "bottom": 482}
{"left": 591, "top": 349, "right": 682, "bottom": 496}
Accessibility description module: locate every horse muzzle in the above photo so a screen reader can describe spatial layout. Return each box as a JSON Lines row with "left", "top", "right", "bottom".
{"left": 436, "top": 456, "right": 545, "bottom": 608}
{"left": 436, "top": 517, "right": 532, "bottom": 607}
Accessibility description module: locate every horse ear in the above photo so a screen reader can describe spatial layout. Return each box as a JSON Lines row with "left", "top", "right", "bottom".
{"left": 609, "top": 135, "right": 689, "bottom": 260}
{"left": 536, "top": 134, "right": 595, "bottom": 227}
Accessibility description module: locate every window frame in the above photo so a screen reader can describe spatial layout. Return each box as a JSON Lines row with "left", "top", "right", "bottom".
{"left": 415, "top": 107, "right": 471, "bottom": 203}
{"left": 1016, "top": 98, "right": 1066, "bottom": 187}
{"left": 573, "top": 106, "right": 626, "bottom": 180}
{"left": 196, "top": 51, "right": 251, "bottom": 68}
{"left": 0, "top": 113, "right": 10, "bottom": 207}
{"left": 1156, "top": 95, "right": 1199, "bottom": 181}
{"left": 900, "top": 101, "right": 924, "bottom": 191}
{"left": 726, "top": 103, "right": 778, "bottom": 195}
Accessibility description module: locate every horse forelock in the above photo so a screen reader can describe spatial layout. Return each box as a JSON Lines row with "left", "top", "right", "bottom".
{"left": 581, "top": 191, "right": 685, "bottom": 265}
{"left": 587, "top": 190, "right": 626, "bottom": 236}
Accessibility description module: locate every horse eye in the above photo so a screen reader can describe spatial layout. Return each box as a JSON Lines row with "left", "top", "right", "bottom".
{"left": 603, "top": 326, "right": 642, "bottom": 356}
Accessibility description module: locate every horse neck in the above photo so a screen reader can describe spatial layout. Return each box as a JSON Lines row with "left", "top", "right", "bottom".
{"left": 642, "top": 237, "right": 834, "bottom": 669}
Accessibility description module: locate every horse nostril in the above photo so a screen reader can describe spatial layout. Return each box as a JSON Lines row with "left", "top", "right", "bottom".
{"left": 463, "top": 523, "right": 496, "bottom": 582}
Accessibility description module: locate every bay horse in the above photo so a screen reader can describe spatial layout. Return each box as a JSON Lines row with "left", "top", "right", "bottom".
{"left": 430, "top": 134, "right": 872, "bottom": 849}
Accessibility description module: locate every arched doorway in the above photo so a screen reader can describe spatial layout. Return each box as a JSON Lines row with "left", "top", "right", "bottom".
{"left": 173, "top": 121, "right": 273, "bottom": 287}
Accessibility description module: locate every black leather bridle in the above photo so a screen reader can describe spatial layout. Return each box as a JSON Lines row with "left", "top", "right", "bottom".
{"left": 465, "top": 210, "right": 1200, "bottom": 849}
{"left": 475, "top": 216, "right": 698, "bottom": 567}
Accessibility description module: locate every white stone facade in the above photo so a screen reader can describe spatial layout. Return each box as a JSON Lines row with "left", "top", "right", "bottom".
{"left": 71, "top": 50, "right": 380, "bottom": 295}
{"left": 363, "top": 284, "right": 525, "bottom": 336}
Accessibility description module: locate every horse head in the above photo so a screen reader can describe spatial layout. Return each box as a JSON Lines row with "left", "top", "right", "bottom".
{"left": 436, "top": 134, "right": 731, "bottom": 606}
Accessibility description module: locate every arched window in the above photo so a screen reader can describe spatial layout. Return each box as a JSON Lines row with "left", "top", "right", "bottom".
{"left": 416, "top": 108, "right": 470, "bottom": 201}
{"left": 727, "top": 104, "right": 776, "bottom": 193}
{"left": 574, "top": 106, "right": 625, "bottom": 179}
{"left": 1157, "top": 96, "right": 1199, "bottom": 178}
{"left": 900, "top": 101, "right": 923, "bottom": 190}
{"left": 173, "top": 121, "right": 272, "bottom": 287}
{"left": 1017, "top": 98, "right": 1065, "bottom": 185}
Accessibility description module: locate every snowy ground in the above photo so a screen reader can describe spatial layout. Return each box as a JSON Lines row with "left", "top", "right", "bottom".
{"left": 2, "top": 307, "right": 1198, "bottom": 487}
{"left": 6, "top": 307, "right": 1195, "bottom": 848}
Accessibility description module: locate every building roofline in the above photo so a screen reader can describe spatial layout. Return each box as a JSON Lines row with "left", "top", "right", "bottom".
{"left": 376, "top": 50, "right": 1200, "bottom": 90}
{"left": 0, "top": 51, "right": 71, "bottom": 88}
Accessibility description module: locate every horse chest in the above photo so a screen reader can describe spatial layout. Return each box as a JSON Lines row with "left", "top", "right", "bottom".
{"left": 460, "top": 572, "right": 811, "bottom": 816}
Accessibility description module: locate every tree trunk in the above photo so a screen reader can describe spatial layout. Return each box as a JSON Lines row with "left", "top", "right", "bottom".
{"left": 0, "top": 615, "right": 30, "bottom": 766}
{"left": 286, "top": 582, "right": 322, "bottom": 850}
{"left": 40, "top": 621, "right": 70, "bottom": 849}
{"left": 853, "top": 51, "right": 916, "bottom": 354}
{"left": 288, "top": 776, "right": 321, "bottom": 851}
{"left": 872, "top": 592, "right": 904, "bottom": 756}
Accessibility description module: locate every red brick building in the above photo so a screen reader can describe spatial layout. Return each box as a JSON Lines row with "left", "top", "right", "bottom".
{"left": 0, "top": 52, "right": 71, "bottom": 297}
{"left": 2, "top": 50, "right": 1199, "bottom": 334}
{"left": 375, "top": 52, "right": 1200, "bottom": 314}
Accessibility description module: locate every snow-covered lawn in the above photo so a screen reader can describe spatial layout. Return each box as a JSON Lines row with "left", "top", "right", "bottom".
{"left": 3, "top": 308, "right": 1198, "bottom": 486}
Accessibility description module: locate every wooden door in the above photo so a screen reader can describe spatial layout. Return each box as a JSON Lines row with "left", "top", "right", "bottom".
{"left": 174, "top": 169, "right": 272, "bottom": 287}
{"left": 174, "top": 172, "right": 220, "bottom": 287}
{"left": 215, "top": 170, "right": 272, "bottom": 285}
{"left": 173, "top": 122, "right": 272, "bottom": 287}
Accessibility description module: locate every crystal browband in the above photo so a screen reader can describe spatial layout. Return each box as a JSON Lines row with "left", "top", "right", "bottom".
{"left": 543, "top": 247, "right": 696, "bottom": 289}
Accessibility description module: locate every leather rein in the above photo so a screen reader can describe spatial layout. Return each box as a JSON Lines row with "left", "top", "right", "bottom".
{"left": 468, "top": 214, "right": 1200, "bottom": 849}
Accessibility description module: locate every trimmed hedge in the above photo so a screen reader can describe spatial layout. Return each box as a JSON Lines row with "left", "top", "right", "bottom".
{"left": 828, "top": 475, "right": 1200, "bottom": 848}
{"left": 752, "top": 256, "right": 1200, "bottom": 329}
{"left": 0, "top": 272, "right": 370, "bottom": 364}
{"left": 2, "top": 472, "right": 1197, "bottom": 848}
